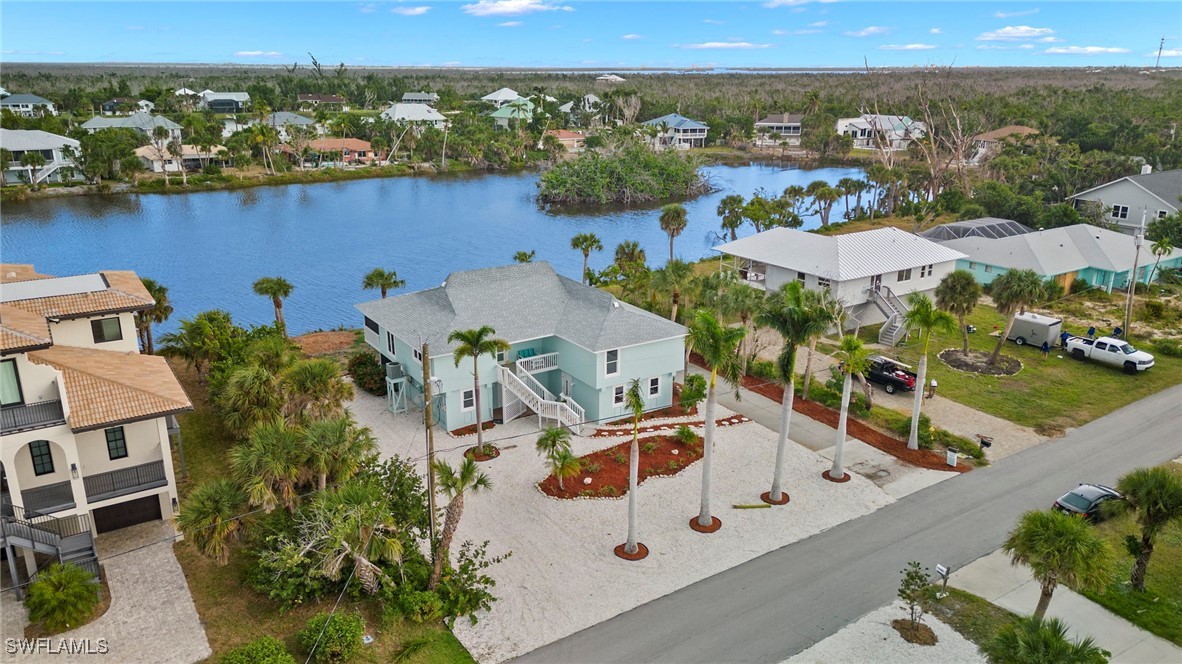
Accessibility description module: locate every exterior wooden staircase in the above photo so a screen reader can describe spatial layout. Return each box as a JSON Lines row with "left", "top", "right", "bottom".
{"left": 1, "top": 502, "right": 99, "bottom": 598}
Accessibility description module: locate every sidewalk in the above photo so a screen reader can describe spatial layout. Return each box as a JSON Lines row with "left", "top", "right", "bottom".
{"left": 951, "top": 549, "right": 1182, "bottom": 664}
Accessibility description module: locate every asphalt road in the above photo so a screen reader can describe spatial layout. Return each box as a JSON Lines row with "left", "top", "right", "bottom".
{"left": 514, "top": 384, "right": 1182, "bottom": 664}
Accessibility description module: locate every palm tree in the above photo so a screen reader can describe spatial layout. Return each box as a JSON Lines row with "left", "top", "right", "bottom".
{"left": 252, "top": 276, "right": 294, "bottom": 336}
{"left": 623, "top": 378, "right": 646, "bottom": 556}
{"left": 535, "top": 425, "right": 572, "bottom": 459}
{"left": 19, "top": 151, "right": 46, "bottom": 190}
{"left": 448, "top": 326, "right": 511, "bottom": 456}
{"left": 829, "top": 335, "right": 870, "bottom": 482}
{"left": 650, "top": 259, "right": 695, "bottom": 323}
{"left": 362, "top": 268, "right": 406, "bottom": 299}
{"left": 807, "top": 183, "right": 841, "bottom": 226}
{"left": 1002, "top": 509, "right": 1113, "bottom": 619}
{"left": 659, "top": 203, "right": 688, "bottom": 262}
{"left": 247, "top": 335, "right": 300, "bottom": 374}
{"left": 549, "top": 448, "right": 582, "bottom": 491}
{"left": 614, "top": 240, "right": 647, "bottom": 275}
{"left": 24, "top": 563, "right": 101, "bottom": 633}
{"left": 935, "top": 270, "right": 982, "bottom": 356}
{"left": 302, "top": 480, "right": 404, "bottom": 594}
{"left": 756, "top": 282, "right": 835, "bottom": 504}
{"left": 988, "top": 269, "right": 1045, "bottom": 365}
{"left": 230, "top": 417, "right": 307, "bottom": 513}
{"left": 716, "top": 194, "right": 746, "bottom": 241}
{"left": 686, "top": 310, "right": 746, "bottom": 531}
{"left": 983, "top": 616, "right": 1110, "bottom": 664}
{"left": 801, "top": 289, "right": 844, "bottom": 398}
{"left": 902, "top": 293, "right": 957, "bottom": 450}
{"left": 175, "top": 479, "right": 250, "bottom": 565}
{"left": 719, "top": 280, "right": 766, "bottom": 377}
{"left": 570, "top": 232, "right": 603, "bottom": 285}
{"left": 281, "top": 358, "right": 355, "bottom": 422}
{"left": 302, "top": 415, "right": 376, "bottom": 490}
{"left": 136, "top": 277, "right": 173, "bottom": 355}
{"left": 167, "top": 136, "right": 189, "bottom": 187}
{"left": 218, "top": 364, "right": 283, "bottom": 437}
{"left": 1111, "top": 466, "right": 1182, "bottom": 591}
{"left": 150, "top": 125, "right": 171, "bottom": 186}
{"left": 1148, "top": 237, "right": 1174, "bottom": 284}
{"left": 836, "top": 177, "right": 862, "bottom": 219}
{"left": 428, "top": 457, "right": 492, "bottom": 589}
{"left": 513, "top": 250, "right": 536, "bottom": 263}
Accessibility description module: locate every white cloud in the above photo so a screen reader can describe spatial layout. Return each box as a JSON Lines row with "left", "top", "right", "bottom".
{"left": 680, "top": 41, "right": 772, "bottom": 49}
{"left": 359, "top": 3, "right": 378, "bottom": 13}
{"left": 1037, "top": 36, "right": 1062, "bottom": 42}
{"left": 461, "top": 0, "right": 571, "bottom": 16}
{"left": 880, "top": 43, "right": 937, "bottom": 51}
{"left": 498, "top": 21, "right": 522, "bottom": 26}
{"left": 977, "top": 25, "right": 1054, "bottom": 41}
{"left": 929, "top": 27, "right": 942, "bottom": 34}
{"left": 1045, "top": 45, "right": 1131, "bottom": 55}
{"left": 443, "top": 61, "right": 462, "bottom": 66}
{"left": 994, "top": 8, "right": 1040, "bottom": 19}
{"left": 391, "top": 6, "right": 432, "bottom": 15}
{"left": 234, "top": 50, "right": 283, "bottom": 57}
{"left": 704, "top": 19, "right": 724, "bottom": 25}
{"left": 845, "top": 26, "right": 889, "bottom": 37}
{"left": 808, "top": 21, "right": 828, "bottom": 27}
{"left": 1019, "top": 44, "right": 1034, "bottom": 49}
{"left": 621, "top": 34, "right": 643, "bottom": 40}
{"left": 1150, "top": 49, "right": 1182, "bottom": 57}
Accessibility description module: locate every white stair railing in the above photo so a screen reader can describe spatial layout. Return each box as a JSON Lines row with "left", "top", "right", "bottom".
{"left": 497, "top": 365, "right": 585, "bottom": 433}
{"left": 516, "top": 352, "right": 559, "bottom": 374}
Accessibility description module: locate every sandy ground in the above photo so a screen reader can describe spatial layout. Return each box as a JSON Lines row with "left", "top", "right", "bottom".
{"left": 785, "top": 601, "right": 985, "bottom": 664}
{"left": 347, "top": 390, "right": 896, "bottom": 664}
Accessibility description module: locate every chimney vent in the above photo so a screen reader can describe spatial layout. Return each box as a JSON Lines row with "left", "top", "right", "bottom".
{"left": 1141, "top": 164, "right": 1152, "bottom": 175}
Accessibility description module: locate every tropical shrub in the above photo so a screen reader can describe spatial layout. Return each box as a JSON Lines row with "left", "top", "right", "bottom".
{"left": 674, "top": 424, "right": 698, "bottom": 445}
{"left": 537, "top": 144, "right": 710, "bottom": 206}
{"left": 221, "top": 636, "right": 296, "bottom": 664}
{"left": 1152, "top": 338, "right": 1182, "bottom": 358}
{"left": 679, "top": 374, "right": 707, "bottom": 411}
{"left": 983, "top": 616, "right": 1109, "bottom": 664}
{"left": 25, "top": 563, "right": 101, "bottom": 633}
{"left": 346, "top": 351, "right": 387, "bottom": 396}
{"left": 435, "top": 540, "right": 510, "bottom": 626}
{"left": 1069, "top": 277, "right": 1090, "bottom": 295}
{"left": 748, "top": 358, "right": 779, "bottom": 381}
{"left": 397, "top": 590, "right": 444, "bottom": 624}
{"left": 298, "top": 611, "right": 365, "bottom": 664}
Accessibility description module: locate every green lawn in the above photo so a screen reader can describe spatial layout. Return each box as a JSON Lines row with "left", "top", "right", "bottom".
{"left": 925, "top": 586, "right": 1020, "bottom": 650}
{"left": 860, "top": 305, "right": 1182, "bottom": 431}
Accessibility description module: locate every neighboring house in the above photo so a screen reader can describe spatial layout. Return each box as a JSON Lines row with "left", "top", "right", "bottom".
{"left": 201, "top": 91, "right": 251, "bottom": 113}
{"left": 0, "top": 265, "right": 191, "bottom": 591}
{"left": 920, "top": 217, "right": 1034, "bottom": 241}
{"left": 938, "top": 224, "right": 1182, "bottom": 293}
{"left": 754, "top": 113, "right": 804, "bottom": 147}
{"left": 835, "top": 114, "right": 926, "bottom": 150}
{"left": 544, "top": 129, "right": 586, "bottom": 152}
{"left": 134, "top": 143, "right": 228, "bottom": 173}
{"left": 81, "top": 112, "right": 184, "bottom": 143}
{"left": 558, "top": 94, "right": 602, "bottom": 124}
{"left": 356, "top": 262, "right": 686, "bottom": 433}
{"left": 100, "top": 98, "right": 154, "bottom": 115}
{"left": 297, "top": 93, "right": 348, "bottom": 111}
{"left": 481, "top": 87, "right": 521, "bottom": 108}
{"left": 490, "top": 98, "right": 535, "bottom": 129}
{"left": 715, "top": 227, "right": 966, "bottom": 344}
{"left": 642, "top": 113, "right": 709, "bottom": 149}
{"left": 379, "top": 103, "right": 447, "bottom": 129}
{"left": 254, "top": 111, "right": 318, "bottom": 142}
{"left": 0, "top": 129, "right": 83, "bottom": 186}
{"left": 971, "top": 125, "right": 1039, "bottom": 159}
{"left": 1068, "top": 167, "right": 1181, "bottom": 234}
{"left": 401, "top": 92, "right": 440, "bottom": 105}
{"left": 0, "top": 94, "right": 57, "bottom": 118}
{"left": 596, "top": 74, "right": 626, "bottom": 83}
{"left": 283, "top": 138, "right": 381, "bottom": 165}
{"left": 174, "top": 87, "right": 198, "bottom": 97}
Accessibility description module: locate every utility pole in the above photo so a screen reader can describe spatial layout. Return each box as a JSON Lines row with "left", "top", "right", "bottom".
{"left": 421, "top": 341, "right": 438, "bottom": 546}
{"left": 1123, "top": 209, "right": 1146, "bottom": 339}
{"left": 440, "top": 121, "right": 449, "bottom": 170}
{"left": 1156, "top": 37, "right": 1166, "bottom": 70}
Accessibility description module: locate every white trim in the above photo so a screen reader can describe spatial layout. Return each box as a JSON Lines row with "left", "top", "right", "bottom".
{"left": 461, "top": 389, "right": 475, "bottom": 411}
{"left": 612, "top": 385, "right": 625, "bottom": 406}
{"left": 1069, "top": 177, "right": 1177, "bottom": 210}
{"left": 605, "top": 348, "right": 620, "bottom": 376}
{"left": 648, "top": 376, "right": 660, "bottom": 397}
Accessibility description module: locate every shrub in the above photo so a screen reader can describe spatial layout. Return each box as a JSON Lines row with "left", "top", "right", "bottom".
{"left": 610, "top": 451, "right": 627, "bottom": 464}
{"left": 346, "top": 351, "right": 386, "bottom": 396}
{"left": 642, "top": 441, "right": 659, "bottom": 454}
{"left": 666, "top": 460, "right": 680, "bottom": 471}
{"left": 578, "top": 489, "right": 594, "bottom": 497}
{"left": 583, "top": 462, "right": 603, "bottom": 474}
{"left": 674, "top": 424, "right": 698, "bottom": 445}
{"left": 932, "top": 428, "right": 984, "bottom": 459}
{"left": 398, "top": 590, "right": 444, "bottom": 624}
{"left": 221, "top": 636, "right": 296, "bottom": 664}
{"left": 247, "top": 534, "right": 336, "bottom": 611}
{"left": 1141, "top": 299, "right": 1167, "bottom": 321}
{"left": 957, "top": 203, "right": 988, "bottom": 221}
{"left": 599, "top": 485, "right": 619, "bottom": 497}
{"left": 748, "top": 358, "right": 779, "bottom": 381}
{"left": 203, "top": 163, "right": 223, "bottom": 176}
{"left": 1152, "top": 338, "right": 1182, "bottom": 358}
{"left": 1040, "top": 278, "right": 1065, "bottom": 304}
{"left": 298, "top": 611, "right": 365, "bottom": 664}
{"left": 435, "top": 540, "right": 510, "bottom": 626}
{"left": 679, "top": 374, "right": 707, "bottom": 411}
{"left": 1069, "top": 277, "right": 1090, "bottom": 295}
{"left": 25, "top": 563, "right": 100, "bottom": 633}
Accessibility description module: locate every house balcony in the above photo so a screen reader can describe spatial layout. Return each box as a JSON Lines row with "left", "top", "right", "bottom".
{"left": 12, "top": 480, "right": 76, "bottom": 515}
{"left": 83, "top": 460, "right": 168, "bottom": 503}
{"left": 1, "top": 400, "right": 67, "bottom": 435}
{"left": 516, "top": 351, "right": 559, "bottom": 374}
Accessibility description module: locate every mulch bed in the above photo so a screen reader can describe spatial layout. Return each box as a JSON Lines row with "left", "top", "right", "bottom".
{"left": 591, "top": 414, "right": 747, "bottom": 438}
{"left": 539, "top": 433, "right": 700, "bottom": 499}
{"left": 690, "top": 353, "right": 972, "bottom": 474}
{"left": 451, "top": 421, "right": 495, "bottom": 437}
{"left": 891, "top": 619, "right": 938, "bottom": 646}
{"left": 938, "top": 348, "right": 1022, "bottom": 376}
{"left": 464, "top": 445, "right": 501, "bottom": 461}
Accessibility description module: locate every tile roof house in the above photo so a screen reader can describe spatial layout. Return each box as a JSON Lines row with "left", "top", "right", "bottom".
{"left": 755, "top": 113, "right": 804, "bottom": 147}
{"left": 544, "top": 129, "right": 586, "bottom": 152}
{"left": 1, "top": 264, "right": 191, "bottom": 586}
{"left": 134, "top": 143, "right": 229, "bottom": 173}
{"left": 1068, "top": 167, "right": 1181, "bottom": 234}
{"left": 81, "top": 112, "right": 183, "bottom": 143}
{"left": 642, "top": 113, "right": 709, "bottom": 149}
{"left": 356, "top": 262, "right": 686, "bottom": 433}
{"left": 279, "top": 138, "right": 381, "bottom": 165}
{"left": 715, "top": 227, "right": 966, "bottom": 345}
{"left": 0, "top": 128, "right": 84, "bottom": 186}
{"left": 0, "top": 94, "right": 57, "bottom": 117}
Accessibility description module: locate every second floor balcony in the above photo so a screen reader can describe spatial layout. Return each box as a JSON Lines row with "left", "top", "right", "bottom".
{"left": 1, "top": 400, "right": 66, "bottom": 435}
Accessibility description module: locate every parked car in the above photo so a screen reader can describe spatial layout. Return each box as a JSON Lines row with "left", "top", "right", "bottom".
{"left": 1064, "top": 336, "right": 1155, "bottom": 374}
{"left": 1053, "top": 483, "right": 1122, "bottom": 521}
{"left": 863, "top": 356, "right": 918, "bottom": 395}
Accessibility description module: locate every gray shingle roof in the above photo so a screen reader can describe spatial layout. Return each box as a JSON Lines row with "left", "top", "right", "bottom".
{"left": 0, "top": 94, "right": 52, "bottom": 106}
{"left": 1069, "top": 169, "right": 1182, "bottom": 211}
{"left": 81, "top": 112, "right": 182, "bottom": 132}
{"left": 756, "top": 113, "right": 804, "bottom": 125}
{"left": 264, "top": 111, "right": 315, "bottom": 127}
{"left": 356, "top": 262, "right": 685, "bottom": 355}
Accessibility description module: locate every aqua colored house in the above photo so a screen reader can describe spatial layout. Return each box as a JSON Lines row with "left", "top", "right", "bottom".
{"left": 356, "top": 263, "right": 686, "bottom": 434}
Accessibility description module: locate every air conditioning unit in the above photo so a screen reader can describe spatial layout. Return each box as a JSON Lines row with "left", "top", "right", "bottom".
{"left": 386, "top": 362, "right": 403, "bottom": 380}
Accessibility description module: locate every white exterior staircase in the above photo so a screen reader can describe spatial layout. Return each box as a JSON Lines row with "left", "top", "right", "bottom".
{"left": 870, "top": 286, "right": 910, "bottom": 347}
{"left": 498, "top": 356, "right": 585, "bottom": 434}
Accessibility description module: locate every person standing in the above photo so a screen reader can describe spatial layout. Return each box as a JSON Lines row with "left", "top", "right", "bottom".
{"left": 1041, "top": 340, "right": 1050, "bottom": 358}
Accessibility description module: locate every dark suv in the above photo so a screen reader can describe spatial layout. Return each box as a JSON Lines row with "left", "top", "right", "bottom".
{"left": 1053, "top": 484, "right": 1122, "bottom": 522}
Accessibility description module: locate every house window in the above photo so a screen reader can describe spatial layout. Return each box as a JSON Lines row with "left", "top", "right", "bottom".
{"left": 605, "top": 349, "right": 619, "bottom": 376}
{"left": 612, "top": 385, "right": 625, "bottom": 406}
{"left": 1159, "top": 210, "right": 1170, "bottom": 219}
{"left": 984, "top": 265, "right": 993, "bottom": 273}
{"left": 364, "top": 317, "right": 379, "bottom": 333}
{"left": 386, "top": 332, "right": 397, "bottom": 356}
{"left": 105, "top": 426, "right": 128, "bottom": 460}
{"left": 897, "top": 269, "right": 912, "bottom": 282}
{"left": 91, "top": 317, "right": 122, "bottom": 343}
{"left": 648, "top": 377, "right": 660, "bottom": 397}
{"left": 29, "top": 441, "right": 54, "bottom": 476}
{"left": 497, "top": 350, "right": 506, "bottom": 363}
{"left": 1, "top": 359, "right": 23, "bottom": 407}
{"left": 817, "top": 277, "right": 831, "bottom": 289}
{"left": 413, "top": 347, "right": 423, "bottom": 362}
{"left": 920, "top": 264, "right": 933, "bottom": 278}
{"left": 1111, "top": 205, "right": 1129, "bottom": 220}
{"left": 797, "top": 271, "right": 807, "bottom": 283}
{"left": 461, "top": 389, "right": 475, "bottom": 411}
{"left": 968, "top": 262, "right": 977, "bottom": 270}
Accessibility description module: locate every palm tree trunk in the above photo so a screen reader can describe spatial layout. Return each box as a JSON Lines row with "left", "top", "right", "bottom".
{"left": 802, "top": 338, "right": 818, "bottom": 397}
{"left": 625, "top": 429, "right": 639, "bottom": 554}
{"left": 669, "top": 236, "right": 674, "bottom": 263}
{"left": 582, "top": 254, "right": 589, "bottom": 284}
{"left": 831, "top": 373, "right": 852, "bottom": 480}
{"left": 429, "top": 495, "right": 463, "bottom": 589}
{"left": 989, "top": 314, "right": 1018, "bottom": 365}
{"left": 769, "top": 374, "right": 795, "bottom": 501}
{"left": 1130, "top": 532, "right": 1154, "bottom": 591}
{"left": 697, "top": 373, "right": 717, "bottom": 527}
{"left": 908, "top": 342, "right": 929, "bottom": 450}
{"left": 318, "top": 472, "right": 327, "bottom": 491}
{"left": 273, "top": 297, "right": 286, "bottom": 336}
{"left": 473, "top": 361, "right": 486, "bottom": 454}
{"left": 670, "top": 290, "right": 679, "bottom": 324}
{"left": 959, "top": 314, "right": 969, "bottom": 355}
{"left": 1033, "top": 580, "right": 1056, "bottom": 619}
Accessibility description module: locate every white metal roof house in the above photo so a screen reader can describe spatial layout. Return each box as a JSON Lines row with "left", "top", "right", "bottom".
{"left": 0, "top": 129, "right": 83, "bottom": 186}
{"left": 480, "top": 87, "right": 521, "bottom": 108}
{"left": 380, "top": 103, "right": 447, "bottom": 129}
{"left": 0, "top": 94, "right": 57, "bottom": 118}
{"left": 715, "top": 227, "right": 966, "bottom": 345}
{"left": 356, "top": 262, "right": 685, "bottom": 434}
{"left": 401, "top": 91, "right": 440, "bottom": 105}
{"left": 836, "top": 114, "right": 926, "bottom": 151}
{"left": 642, "top": 113, "right": 709, "bottom": 149}
{"left": 81, "top": 112, "right": 183, "bottom": 143}
{"left": 755, "top": 113, "right": 804, "bottom": 147}
{"left": 1068, "top": 166, "right": 1181, "bottom": 234}
{"left": 939, "top": 224, "right": 1182, "bottom": 293}
{"left": 596, "top": 74, "right": 626, "bottom": 82}
{"left": 200, "top": 91, "right": 251, "bottom": 113}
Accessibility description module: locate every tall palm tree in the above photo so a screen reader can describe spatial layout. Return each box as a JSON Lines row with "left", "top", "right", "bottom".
{"left": 1148, "top": 237, "right": 1174, "bottom": 284}
{"left": 902, "top": 293, "right": 957, "bottom": 450}
{"left": 301, "top": 415, "right": 377, "bottom": 490}
{"left": 983, "top": 616, "right": 1110, "bottom": 664}
{"left": 175, "top": 479, "right": 250, "bottom": 565}
{"left": 570, "top": 232, "right": 604, "bottom": 285}
{"left": 281, "top": 358, "right": 355, "bottom": 422}
{"left": 809, "top": 184, "right": 841, "bottom": 226}
{"left": 935, "top": 270, "right": 982, "bottom": 356}
{"left": 230, "top": 417, "right": 307, "bottom": 513}
{"left": 623, "top": 378, "right": 646, "bottom": 556}
{"left": 448, "top": 326, "right": 511, "bottom": 456}
{"left": 362, "top": 267, "right": 406, "bottom": 299}
{"left": 836, "top": 177, "right": 862, "bottom": 219}
{"left": 756, "top": 282, "right": 835, "bottom": 504}
{"left": 719, "top": 281, "right": 766, "bottom": 376}
{"left": 429, "top": 457, "right": 492, "bottom": 589}
{"left": 218, "top": 363, "right": 283, "bottom": 437}
{"left": 247, "top": 335, "right": 300, "bottom": 374}
{"left": 252, "top": 276, "right": 294, "bottom": 336}
{"left": 650, "top": 259, "right": 695, "bottom": 323}
{"left": 686, "top": 310, "right": 746, "bottom": 531}
{"left": 800, "top": 288, "right": 844, "bottom": 398}
{"left": 828, "top": 335, "right": 869, "bottom": 482}
{"left": 716, "top": 194, "right": 746, "bottom": 241}
{"left": 659, "top": 203, "right": 688, "bottom": 262}
{"left": 1002, "top": 509, "right": 1113, "bottom": 619}
{"left": 167, "top": 136, "right": 189, "bottom": 187}
{"left": 303, "top": 480, "right": 404, "bottom": 595}
{"left": 614, "top": 240, "right": 646, "bottom": 274}
{"left": 988, "top": 269, "right": 1045, "bottom": 365}
{"left": 1111, "top": 466, "right": 1182, "bottom": 591}
{"left": 136, "top": 277, "right": 173, "bottom": 355}
{"left": 19, "top": 151, "right": 46, "bottom": 190}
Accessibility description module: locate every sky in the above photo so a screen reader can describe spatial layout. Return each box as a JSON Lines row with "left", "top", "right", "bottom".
{"left": 1, "top": 1, "right": 1179, "bottom": 69}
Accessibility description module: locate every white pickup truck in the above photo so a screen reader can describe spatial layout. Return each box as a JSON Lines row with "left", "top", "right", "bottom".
{"left": 1064, "top": 336, "right": 1155, "bottom": 374}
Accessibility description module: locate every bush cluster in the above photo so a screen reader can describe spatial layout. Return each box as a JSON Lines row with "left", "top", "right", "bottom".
{"left": 298, "top": 612, "right": 365, "bottom": 664}
{"left": 537, "top": 144, "right": 710, "bottom": 206}
{"left": 346, "top": 351, "right": 387, "bottom": 396}
{"left": 221, "top": 636, "right": 296, "bottom": 664}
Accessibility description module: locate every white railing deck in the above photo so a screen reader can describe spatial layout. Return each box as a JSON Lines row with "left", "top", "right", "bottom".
{"left": 497, "top": 365, "right": 584, "bottom": 433}
{"left": 517, "top": 352, "right": 559, "bottom": 374}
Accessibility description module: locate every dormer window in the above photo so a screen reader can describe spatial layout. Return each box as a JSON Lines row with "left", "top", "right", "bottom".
{"left": 91, "top": 317, "right": 122, "bottom": 343}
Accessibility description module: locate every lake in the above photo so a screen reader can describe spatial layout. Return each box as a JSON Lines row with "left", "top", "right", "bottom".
{"left": 2, "top": 162, "right": 864, "bottom": 334}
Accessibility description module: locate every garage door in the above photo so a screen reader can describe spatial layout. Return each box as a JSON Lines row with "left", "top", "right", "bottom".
{"left": 92, "top": 495, "right": 162, "bottom": 534}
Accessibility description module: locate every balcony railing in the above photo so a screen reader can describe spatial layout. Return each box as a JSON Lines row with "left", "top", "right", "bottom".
{"left": 517, "top": 351, "right": 559, "bottom": 374}
{"left": 21, "top": 480, "right": 76, "bottom": 514}
{"left": 84, "top": 460, "right": 167, "bottom": 503}
{"left": 1, "top": 400, "right": 66, "bottom": 434}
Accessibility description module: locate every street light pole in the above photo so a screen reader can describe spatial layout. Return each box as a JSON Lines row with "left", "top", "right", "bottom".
{"left": 1123, "top": 208, "right": 1146, "bottom": 339}
{"left": 421, "top": 342, "right": 438, "bottom": 546}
